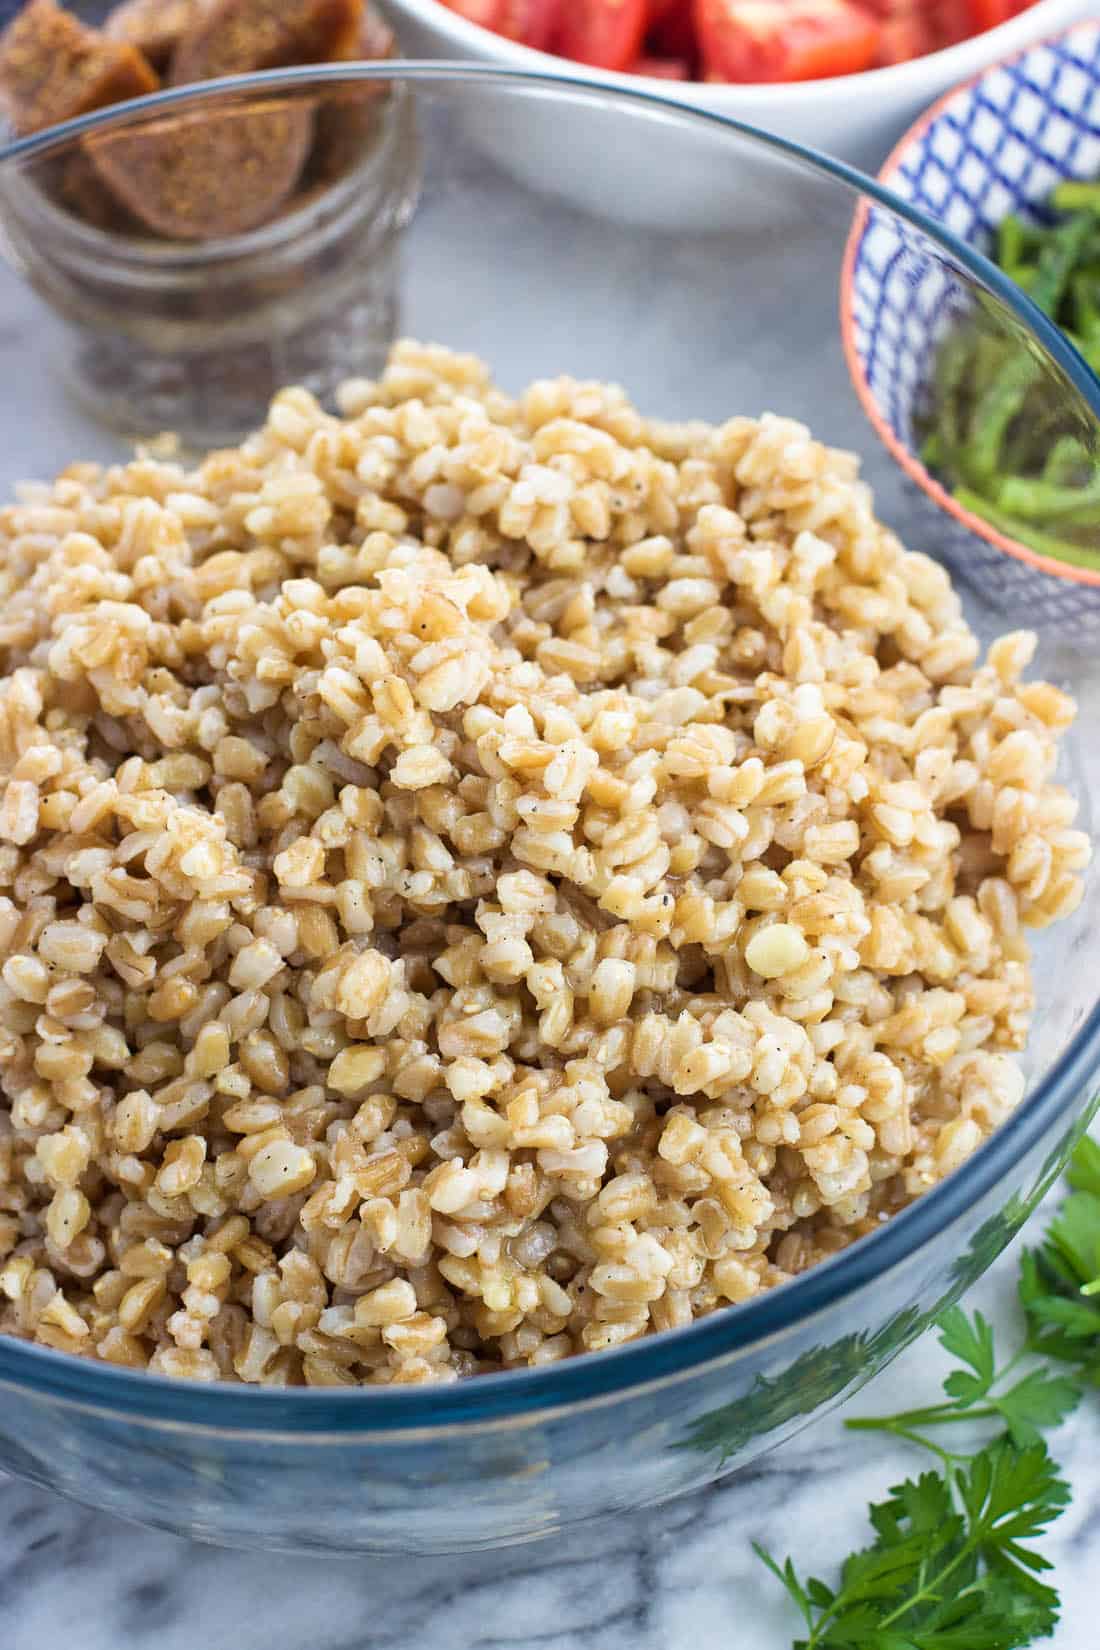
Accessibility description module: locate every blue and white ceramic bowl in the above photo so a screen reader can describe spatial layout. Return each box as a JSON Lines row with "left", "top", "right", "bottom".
{"left": 842, "top": 19, "right": 1100, "bottom": 637}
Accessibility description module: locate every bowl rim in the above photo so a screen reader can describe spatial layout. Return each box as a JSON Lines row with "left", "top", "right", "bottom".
{"left": 839, "top": 16, "right": 1100, "bottom": 591}
{"left": 1, "top": 58, "right": 1098, "bottom": 1435}
{"left": 383, "top": 0, "right": 1084, "bottom": 101}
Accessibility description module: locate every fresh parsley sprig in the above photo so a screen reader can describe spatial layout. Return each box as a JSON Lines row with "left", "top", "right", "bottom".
{"left": 756, "top": 1136, "right": 1100, "bottom": 1650}
{"left": 1020, "top": 1137, "right": 1100, "bottom": 1385}
{"left": 846, "top": 1308, "right": 1080, "bottom": 1450}
{"left": 755, "top": 1438, "right": 1068, "bottom": 1650}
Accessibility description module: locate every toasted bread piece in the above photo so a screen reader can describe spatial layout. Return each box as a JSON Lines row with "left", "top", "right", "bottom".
{"left": 309, "top": 2, "right": 396, "bottom": 184}
{"left": 0, "top": 0, "right": 158, "bottom": 136}
{"left": 104, "top": 0, "right": 212, "bottom": 72}
{"left": 170, "top": 0, "right": 363, "bottom": 83}
{"left": 86, "top": 100, "right": 313, "bottom": 240}
{"left": 55, "top": 149, "right": 142, "bottom": 232}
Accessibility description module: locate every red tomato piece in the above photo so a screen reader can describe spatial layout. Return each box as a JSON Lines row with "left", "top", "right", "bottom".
{"left": 440, "top": 0, "right": 507, "bottom": 28}
{"left": 934, "top": 0, "right": 977, "bottom": 47}
{"left": 647, "top": 0, "right": 696, "bottom": 57}
{"left": 694, "top": 0, "right": 882, "bottom": 83}
{"left": 967, "top": 0, "right": 1031, "bottom": 31}
{"left": 557, "top": 0, "right": 648, "bottom": 70}
{"left": 632, "top": 53, "right": 690, "bottom": 76}
{"left": 864, "top": 0, "right": 976, "bottom": 62}
{"left": 497, "top": 0, "right": 564, "bottom": 49}
{"left": 863, "top": 1, "right": 937, "bottom": 64}
{"left": 876, "top": 20, "right": 925, "bottom": 63}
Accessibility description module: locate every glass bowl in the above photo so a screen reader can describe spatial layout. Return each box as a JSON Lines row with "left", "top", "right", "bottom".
{"left": 0, "top": 64, "right": 1098, "bottom": 1556}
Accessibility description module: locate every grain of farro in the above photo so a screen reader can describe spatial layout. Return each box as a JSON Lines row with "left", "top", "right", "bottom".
{"left": 0, "top": 341, "right": 1088, "bottom": 1384}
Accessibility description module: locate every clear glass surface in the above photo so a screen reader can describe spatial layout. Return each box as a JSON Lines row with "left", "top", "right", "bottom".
{"left": 0, "top": 65, "right": 1098, "bottom": 1553}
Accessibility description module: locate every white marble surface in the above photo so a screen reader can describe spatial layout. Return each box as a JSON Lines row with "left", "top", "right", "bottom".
{"left": 1, "top": 95, "right": 1099, "bottom": 1650}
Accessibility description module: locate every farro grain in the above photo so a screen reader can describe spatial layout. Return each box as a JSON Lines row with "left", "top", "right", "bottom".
{"left": 0, "top": 342, "right": 1088, "bottom": 1384}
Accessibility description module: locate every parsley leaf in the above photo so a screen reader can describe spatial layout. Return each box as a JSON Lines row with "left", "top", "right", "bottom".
{"left": 1044, "top": 1195, "right": 1100, "bottom": 1294}
{"left": 756, "top": 1442, "right": 1068, "bottom": 1649}
{"left": 1022, "top": 1170, "right": 1100, "bottom": 1382}
{"left": 990, "top": 1369, "right": 1080, "bottom": 1448}
{"left": 847, "top": 1309, "right": 1080, "bottom": 1446}
{"left": 757, "top": 1135, "right": 1100, "bottom": 1649}
{"left": 1067, "top": 1135, "right": 1100, "bottom": 1200}
{"left": 939, "top": 1307, "right": 996, "bottom": 1396}
{"left": 1020, "top": 1246, "right": 1100, "bottom": 1375}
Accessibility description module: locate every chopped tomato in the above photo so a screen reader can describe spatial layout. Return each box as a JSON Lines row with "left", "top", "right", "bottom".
{"left": 632, "top": 53, "right": 691, "bottom": 77}
{"left": 864, "top": 0, "right": 973, "bottom": 62}
{"left": 967, "top": 0, "right": 1031, "bottom": 29}
{"left": 440, "top": 0, "right": 506, "bottom": 27}
{"left": 646, "top": 0, "right": 684, "bottom": 23}
{"left": 441, "top": 0, "right": 1034, "bottom": 76}
{"left": 557, "top": 0, "right": 648, "bottom": 70}
{"left": 933, "top": 1, "right": 976, "bottom": 47}
{"left": 695, "top": 0, "right": 882, "bottom": 83}
{"left": 863, "top": 0, "right": 936, "bottom": 64}
{"left": 497, "top": 0, "right": 564, "bottom": 49}
{"left": 876, "top": 19, "right": 928, "bottom": 63}
{"left": 646, "top": 0, "right": 696, "bottom": 56}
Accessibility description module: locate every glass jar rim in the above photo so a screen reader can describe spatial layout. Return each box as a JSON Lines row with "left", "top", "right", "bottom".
{"left": 0, "top": 77, "right": 412, "bottom": 267}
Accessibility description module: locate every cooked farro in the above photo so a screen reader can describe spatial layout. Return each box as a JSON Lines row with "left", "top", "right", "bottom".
{"left": 0, "top": 341, "right": 1089, "bottom": 1386}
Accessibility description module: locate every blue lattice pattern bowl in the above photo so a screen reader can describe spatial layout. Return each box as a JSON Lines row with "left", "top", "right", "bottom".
{"left": 842, "top": 19, "right": 1100, "bottom": 639}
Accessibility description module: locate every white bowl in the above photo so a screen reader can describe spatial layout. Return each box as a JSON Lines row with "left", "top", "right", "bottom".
{"left": 380, "top": 0, "right": 1091, "bottom": 227}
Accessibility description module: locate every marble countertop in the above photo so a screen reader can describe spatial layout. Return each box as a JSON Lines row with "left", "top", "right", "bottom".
{"left": 1, "top": 100, "right": 1099, "bottom": 1650}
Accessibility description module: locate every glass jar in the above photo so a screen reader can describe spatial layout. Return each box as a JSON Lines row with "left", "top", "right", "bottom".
{"left": 0, "top": 79, "right": 420, "bottom": 446}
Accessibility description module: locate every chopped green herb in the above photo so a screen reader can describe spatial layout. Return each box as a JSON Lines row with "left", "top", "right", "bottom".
{"left": 1029, "top": 214, "right": 1093, "bottom": 318}
{"left": 845, "top": 1306, "right": 1080, "bottom": 1451}
{"left": 1021, "top": 1143, "right": 1100, "bottom": 1379}
{"left": 755, "top": 1438, "right": 1068, "bottom": 1650}
{"left": 1050, "top": 181, "right": 1100, "bottom": 215}
{"left": 757, "top": 1137, "right": 1100, "bottom": 1648}
{"left": 919, "top": 179, "right": 1100, "bottom": 572}
{"left": 953, "top": 487, "right": 1100, "bottom": 570}
{"left": 1041, "top": 434, "right": 1091, "bottom": 487}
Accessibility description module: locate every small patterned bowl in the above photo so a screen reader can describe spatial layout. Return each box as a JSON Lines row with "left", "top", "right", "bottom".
{"left": 841, "top": 19, "right": 1100, "bottom": 637}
